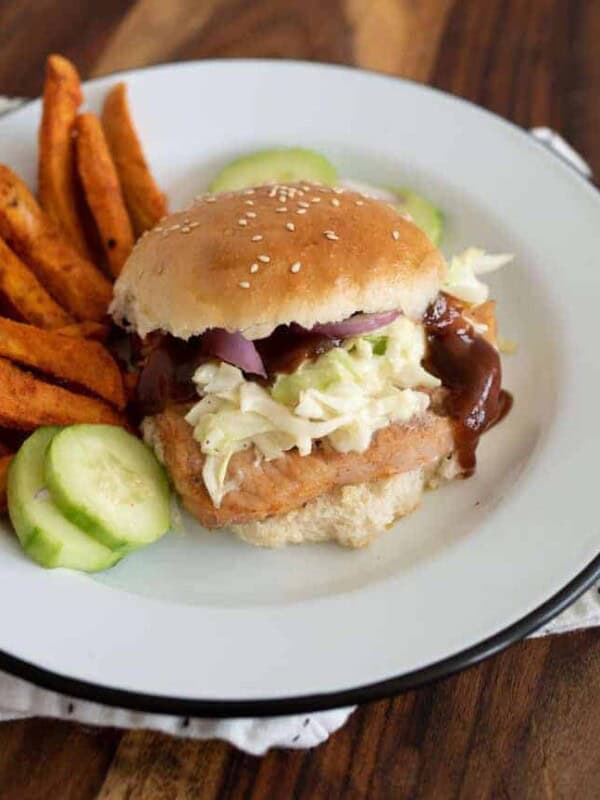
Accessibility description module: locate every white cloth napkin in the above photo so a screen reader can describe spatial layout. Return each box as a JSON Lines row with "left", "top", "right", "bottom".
{"left": 0, "top": 95, "right": 597, "bottom": 753}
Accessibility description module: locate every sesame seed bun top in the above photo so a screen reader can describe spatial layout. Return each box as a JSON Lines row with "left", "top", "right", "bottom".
{"left": 110, "top": 182, "right": 447, "bottom": 340}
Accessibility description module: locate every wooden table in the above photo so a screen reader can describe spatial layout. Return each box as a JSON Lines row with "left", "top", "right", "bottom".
{"left": 0, "top": 1, "right": 599, "bottom": 797}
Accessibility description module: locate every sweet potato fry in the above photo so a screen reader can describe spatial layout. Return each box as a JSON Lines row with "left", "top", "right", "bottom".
{"left": 0, "top": 454, "right": 12, "bottom": 512}
{"left": 0, "top": 317, "right": 125, "bottom": 408}
{"left": 0, "top": 237, "right": 73, "bottom": 329}
{"left": 0, "top": 165, "right": 112, "bottom": 322}
{"left": 75, "top": 113, "right": 134, "bottom": 277}
{"left": 0, "top": 358, "right": 123, "bottom": 429}
{"left": 38, "top": 54, "right": 91, "bottom": 258}
{"left": 54, "top": 321, "right": 110, "bottom": 342}
{"left": 102, "top": 83, "right": 167, "bottom": 236}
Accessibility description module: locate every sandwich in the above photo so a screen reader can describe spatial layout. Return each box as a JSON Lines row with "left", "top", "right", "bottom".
{"left": 111, "top": 182, "right": 510, "bottom": 548}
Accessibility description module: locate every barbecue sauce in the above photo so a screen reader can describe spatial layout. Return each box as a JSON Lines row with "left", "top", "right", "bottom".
{"left": 424, "top": 293, "right": 512, "bottom": 475}
{"left": 135, "top": 327, "right": 337, "bottom": 415}
{"left": 135, "top": 335, "right": 207, "bottom": 417}
{"left": 135, "top": 300, "right": 512, "bottom": 471}
{"left": 255, "top": 326, "right": 337, "bottom": 375}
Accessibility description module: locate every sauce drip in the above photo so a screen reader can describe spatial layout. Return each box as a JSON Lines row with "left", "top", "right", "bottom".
{"left": 424, "top": 293, "right": 511, "bottom": 475}
{"left": 255, "top": 326, "right": 337, "bottom": 375}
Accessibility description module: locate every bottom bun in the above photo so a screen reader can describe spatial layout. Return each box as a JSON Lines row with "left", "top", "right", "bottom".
{"left": 230, "top": 454, "right": 460, "bottom": 549}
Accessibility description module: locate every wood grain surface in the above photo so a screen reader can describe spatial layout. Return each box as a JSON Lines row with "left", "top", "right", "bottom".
{"left": 0, "top": 0, "right": 599, "bottom": 797}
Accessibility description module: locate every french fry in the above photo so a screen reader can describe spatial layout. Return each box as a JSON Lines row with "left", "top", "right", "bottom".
{"left": 75, "top": 113, "right": 134, "bottom": 277}
{"left": 0, "top": 317, "right": 126, "bottom": 409}
{"left": 102, "top": 82, "right": 167, "bottom": 236}
{"left": 38, "top": 54, "right": 91, "bottom": 258}
{"left": 54, "top": 321, "right": 110, "bottom": 342}
{"left": 0, "top": 454, "right": 12, "bottom": 512}
{"left": 0, "top": 358, "right": 124, "bottom": 429}
{"left": 0, "top": 237, "right": 73, "bottom": 329}
{"left": 0, "top": 165, "right": 112, "bottom": 322}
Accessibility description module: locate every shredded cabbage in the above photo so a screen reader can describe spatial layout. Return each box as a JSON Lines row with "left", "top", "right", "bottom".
{"left": 443, "top": 248, "right": 513, "bottom": 306}
{"left": 185, "top": 317, "right": 440, "bottom": 506}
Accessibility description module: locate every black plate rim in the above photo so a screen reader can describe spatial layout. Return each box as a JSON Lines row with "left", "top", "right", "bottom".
{"left": 0, "top": 553, "right": 597, "bottom": 718}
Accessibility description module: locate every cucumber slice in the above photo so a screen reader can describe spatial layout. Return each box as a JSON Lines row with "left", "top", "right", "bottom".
{"left": 45, "top": 425, "right": 171, "bottom": 552}
{"left": 209, "top": 148, "right": 338, "bottom": 193}
{"left": 7, "top": 427, "right": 120, "bottom": 572}
{"left": 391, "top": 188, "right": 444, "bottom": 246}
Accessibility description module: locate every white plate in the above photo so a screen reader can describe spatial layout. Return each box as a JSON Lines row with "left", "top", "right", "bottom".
{"left": 1, "top": 60, "right": 599, "bottom": 716}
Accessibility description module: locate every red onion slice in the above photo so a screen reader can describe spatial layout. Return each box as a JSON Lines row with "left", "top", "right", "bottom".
{"left": 202, "top": 329, "right": 267, "bottom": 377}
{"left": 312, "top": 310, "right": 400, "bottom": 338}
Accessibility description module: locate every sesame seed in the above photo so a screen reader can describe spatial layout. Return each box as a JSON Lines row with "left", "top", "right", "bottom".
{"left": 246, "top": 211, "right": 257, "bottom": 218}
{"left": 244, "top": 189, "right": 255, "bottom": 195}
{"left": 181, "top": 226, "right": 191, "bottom": 233}
{"left": 154, "top": 226, "right": 163, "bottom": 232}
{"left": 392, "top": 230, "right": 400, "bottom": 240}
{"left": 205, "top": 196, "right": 216, "bottom": 203}
{"left": 301, "top": 185, "right": 311, "bottom": 191}
{"left": 258, "top": 254, "right": 270, "bottom": 263}
{"left": 276, "top": 207, "right": 287, "bottom": 213}
{"left": 268, "top": 188, "right": 278, "bottom": 197}
{"left": 290, "top": 261, "right": 302, "bottom": 273}
{"left": 250, "top": 263, "right": 259, "bottom": 273}
{"left": 278, "top": 196, "right": 287, "bottom": 203}
{"left": 169, "top": 224, "right": 181, "bottom": 231}
{"left": 189, "top": 221, "right": 200, "bottom": 228}
{"left": 251, "top": 234, "right": 263, "bottom": 241}
{"left": 239, "top": 281, "right": 251, "bottom": 289}
{"left": 297, "top": 208, "right": 307, "bottom": 215}
{"left": 333, "top": 187, "right": 344, "bottom": 194}
{"left": 286, "top": 222, "right": 295, "bottom": 231}
{"left": 238, "top": 218, "right": 248, "bottom": 226}
{"left": 298, "top": 201, "right": 310, "bottom": 208}
{"left": 311, "top": 197, "right": 321, "bottom": 203}
{"left": 324, "top": 231, "right": 339, "bottom": 241}
{"left": 331, "top": 198, "right": 340, "bottom": 207}
{"left": 355, "top": 200, "right": 364, "bottom": 206}
{"left": 245, "top": 199, "right": 255, "bottom": 206}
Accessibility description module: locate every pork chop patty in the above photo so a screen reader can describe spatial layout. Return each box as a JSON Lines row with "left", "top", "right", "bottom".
{"left": 146, "top": 406, "right": 456, "bottom": 527}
